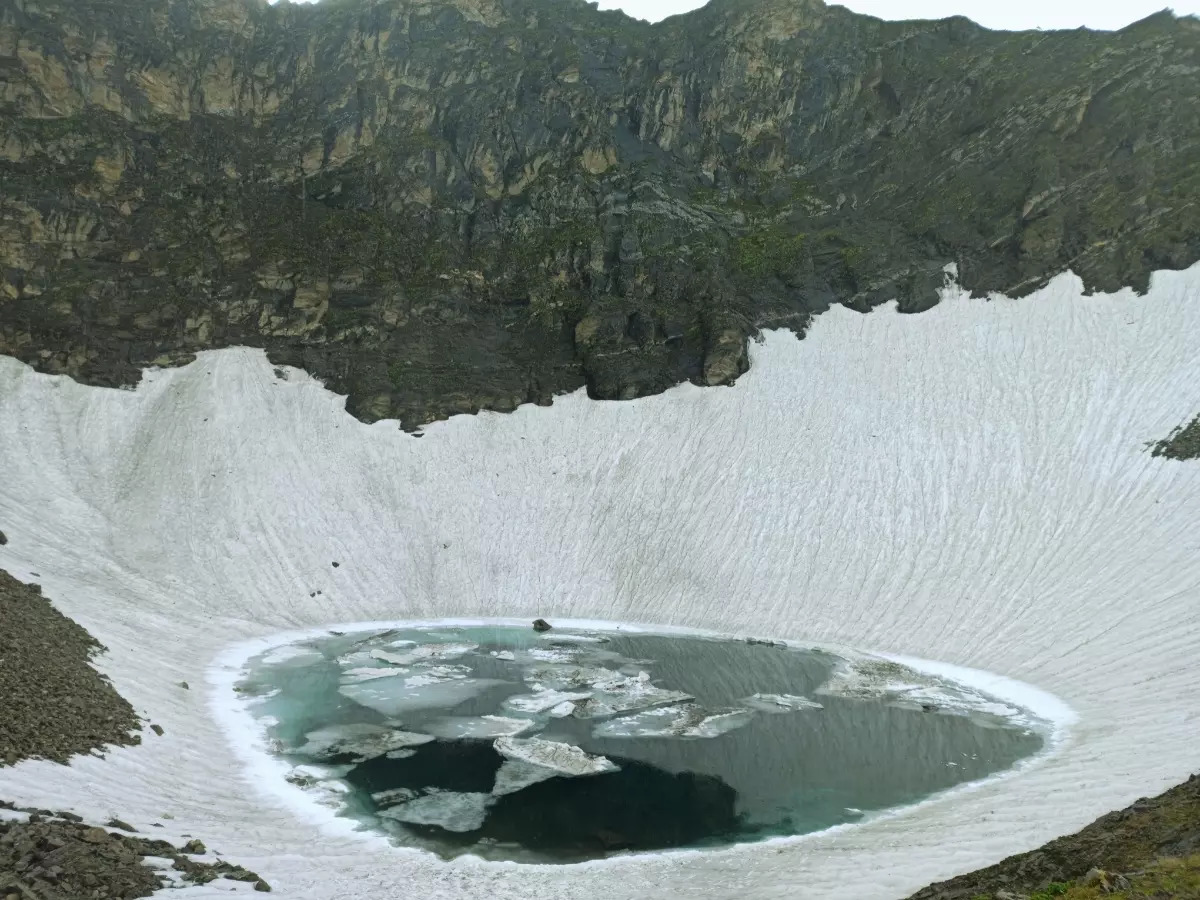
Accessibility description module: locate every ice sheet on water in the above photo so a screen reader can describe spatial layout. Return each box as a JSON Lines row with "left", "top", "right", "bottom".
{"left": 538, "top": 633, "right": 609, "bottom": 644}
{"left": 371, "top": 787, "right": 419, "bottom": 807}
{"left": 520, "top": 663, "right": 693, "bottom": 719}
{"left": 368, "top": 643, "right": 479, "bottom": 667}
{"left": 592, "top": 704, "right": 754, "bottom": 739}
{"left": 548, "top": 701, "right": 576, "bottom": 717}
{"left": 493, "top": 736, "right": 618, "bottom": 776}
{"left": 260, "top": 645, "right": 325, "bottom": 666}
{"left": 520, "top": 647, "right": 579, "bottom": 665}
{"left": 338, "top": 672, "right": 507, "bottom": 717}
{"left": 421, "top": 715, "right": 541, "bottom": 739}
{"left": 501, "top": 689, "right": 592, "bottom": 715}
{"left": 341, "top": 666, "right": 405, "bottom": 683}
{"left": 816, "top": 657, "right": 1024, "bottom": 723}
{"left": 377, "top": 790, "right": 494, "bottom": 833}
{"left": 297, "top": 723, "right": 434, "bottom": 761}
{"left": 743, "top": 693, "right": 824, "bottom": 713}
{"left": 575, "top": 681, "right": 694, "bottom": 720}
{"left": 491, "top": 759, "right": 562, "bottom": 796}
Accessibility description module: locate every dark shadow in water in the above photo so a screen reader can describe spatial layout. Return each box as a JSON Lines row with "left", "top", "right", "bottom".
{"left": 345, "top": 739, "right": 739, "bottom": 861}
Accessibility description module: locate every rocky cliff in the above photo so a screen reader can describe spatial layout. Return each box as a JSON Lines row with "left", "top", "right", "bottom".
{"left": 2, "top": 0, "right": 1198, "bottom": 425}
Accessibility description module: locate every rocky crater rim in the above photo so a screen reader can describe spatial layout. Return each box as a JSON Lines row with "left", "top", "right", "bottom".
{"left": 4, "top": 0, "right": 1199, "bottom": 427}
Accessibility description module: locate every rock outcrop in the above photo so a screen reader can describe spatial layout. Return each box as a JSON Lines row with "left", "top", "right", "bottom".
{"left": 1, "top": 0, "right": 1198, "bottom": 425}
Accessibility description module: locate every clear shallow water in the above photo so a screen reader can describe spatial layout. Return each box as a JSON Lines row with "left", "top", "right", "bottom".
{"left": 237, "top": 624, "right": 1045, "bottom": 863}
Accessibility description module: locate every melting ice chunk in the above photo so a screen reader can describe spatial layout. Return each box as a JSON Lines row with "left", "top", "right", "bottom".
{"left": 260, "top": 645, "right": 324, "bottom": 666}
{"left": 341, "top": 666, "right": 406, "bottom": 684}
{"left": 592, "top": 704, "right": 754, "bottom": 739}
{"left": 521, "top": 664, "right": 693, "bottom": 719}
{"left": 338, "top": 671, "right": 507, "bottom": 717}
{"left": 371, "top": 787, "right": 419, "bottom": 807}
{"left": 421, "top": 715, "right": 541, "bottom": 739}
{"left": 493, "top": 736, "right": 619, "bottom": 777}
{"left": 491, "top": 759, "right": 562, "bottom": 796}
{"left": 297, "top": 723, "right": 434, "bottom": 761}
{"left": 815, "top": 658, "right": 1024, "bottom": 723}
{"left": 743, "top": 693, "right": 824, "bottom": 713}
{"left": 377, "top": 790, "right": 494, "bottom": 833}
{"left": 501, "top": 689, "right": 592, "bottom": 715}
{"left": 368, "top": 643, "right": 479, "bottom": 667}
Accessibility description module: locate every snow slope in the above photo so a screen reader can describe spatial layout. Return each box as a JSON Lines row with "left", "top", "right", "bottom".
{"left": 0, "top": 267, "right": 1198, "bottom": 899}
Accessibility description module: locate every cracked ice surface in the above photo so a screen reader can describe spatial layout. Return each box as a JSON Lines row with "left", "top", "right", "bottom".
{"left": 377, "top": 791, "right": 494, "bottom": 833}
{"left": 493, "top": 737, "right": 619, "bottom": 777}
{"left": 0, "top": 266, "right": 1198, "bottom": 899}
{"left": 298, "top": 725, "right": 434, "bottom": 761}
{"left": 337, "top": 671, "right": 506, "bottom": 717}
{"left": 592, "top": 704, "right": 756, "bottom": 739}
{"left": 743, "top": 693, "right": 825, "bottom": 713}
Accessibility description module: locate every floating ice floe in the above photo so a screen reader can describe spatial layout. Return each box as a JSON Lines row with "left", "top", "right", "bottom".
{"left": 368, "top": 643, "right": 479, "bottom": 667}
{"left": 421, "top": 715, "right": 541, "bottom": 739}
{"left": 501, "top": 689, "right": 592, "bottom": 715}
{"left": 492, "top": 759, "right": 563, "bottom": 796}
{"left": 743, "top": 693, "right": 824, "bottom": 713}
{"left": 815, "top": 658, "right": 1025, "bottom": 723}
{"left": 341, "top": 666, "right": 405, "bottom": 683}
{"left": 539, "top": 633, "right": 609, "bottom": 644}
{"left": 489, "top": 650, "right": 516, "bottom": 661}
{"left": 521, "top": 647, "right": 579, "bottom": 664}
{"left": 260, "top": 645, "right": 324, "bottom": 666}
{"left": 377, "top": 790, "right": 494, "bottom": 833}
{"left": 286, "top": 763, "right": 355, "bottom": 786}
{"left": 493, "top": 737, "right": 619, "bottom": 777}
{"left": 592, "top": 704, "right": 754, "bottom": 739}
{"left": 371, "top": 787, "right": 419, "bottom": 807}
{"left": 297, "top": 723, "right": 434, "bottom": 761}
{"left": 339, "top": 671, "right": 507, "bottom": 717}
{"left": 548, "top": 701, "right": 577, "bottom": 718}
{"left": 521, "top": 664, "right": 694, "bottom": 719}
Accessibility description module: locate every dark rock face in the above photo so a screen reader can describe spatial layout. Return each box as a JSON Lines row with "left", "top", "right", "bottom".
{"left": 1, "top": 0, "right": 1199, "bottom": 426}
{"left": 1152, "top": 414, "right": 1200, "bottom": 460}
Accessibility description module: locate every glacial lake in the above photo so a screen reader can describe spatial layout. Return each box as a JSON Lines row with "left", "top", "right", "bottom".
{"left": 236, "top": 624, "right": 1046, "bottom": 863}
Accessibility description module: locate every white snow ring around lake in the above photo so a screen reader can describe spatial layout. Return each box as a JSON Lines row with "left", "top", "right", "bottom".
{"left": 0, "top": 264, "right": 1198, "bottom": 899}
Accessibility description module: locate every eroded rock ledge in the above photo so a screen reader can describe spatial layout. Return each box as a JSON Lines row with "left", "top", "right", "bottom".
{"left": 2, "top": 0, "right": 1199, "bottom": 426}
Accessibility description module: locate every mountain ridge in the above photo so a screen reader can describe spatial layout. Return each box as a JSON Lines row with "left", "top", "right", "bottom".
{"left": 2, "top": 0, "right": 1198, "bottom": 425}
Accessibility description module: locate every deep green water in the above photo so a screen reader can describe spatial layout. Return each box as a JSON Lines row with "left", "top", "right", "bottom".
{"left": 238, "top": 625, "right": 1044, "bottom": 863}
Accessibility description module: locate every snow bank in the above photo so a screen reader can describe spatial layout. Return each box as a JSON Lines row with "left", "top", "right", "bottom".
{"left": 0, "top": 265, "right": 1198, "bottom": 899}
